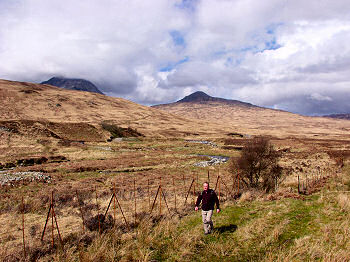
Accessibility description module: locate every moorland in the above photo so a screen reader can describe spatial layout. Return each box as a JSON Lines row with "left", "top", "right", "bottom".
{"left": 1, "top": 79, "right": 350, "bottom": 261}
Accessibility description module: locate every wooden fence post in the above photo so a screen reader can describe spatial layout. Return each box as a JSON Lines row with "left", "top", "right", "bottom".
{"left": 22, "top": 196, "right": 26, "bottom": 260}
{"left": 160, "top": 186, "right": 171, "bottom": 215}
{"left": 51, "top": 191, "right": 54, "bottom": 248}
{"left": 52, "top": 203, "right": 63, "bottom": 247}
{"left": 75, "top": 190, "right": 85, "bottom": 233}
{"left": 214, "top": 175, "right": 220, "bottom": 191}
{"left": 173, "top": 177, "right": 177, "bottom": 211}
{"left": 159, "top": 177, "right": 162, "bottom": 216}
{"left": 237, "top": 174, "right": 240, "bottom": 195}
{"left": 95, "top": 186, "right": 100, "bottom": 235}
{"left": 217, "top": 167, "right": 220, "bottom": 195}
{"left": 183, "top": 173, "right": 186, "bottom": 195}
{"left": 134, "top": 178, "right": 137, "bottom": 224}
{"left": 184, "top": 179, "right": 195, "bottom": 205}
{"left": 150, "top": 186, "right": 161, "bottom": 215}
{"left": 113, "top": 183, "right": 116, "bottom": 222}
{"left": 40, "top": 191, "right": 63, "bottom": 248}
{"left": 147, "top": 179, "right": 150, "bottom": 212}
{"left": 193, "top": 176, "right": 196, "bottom": 204}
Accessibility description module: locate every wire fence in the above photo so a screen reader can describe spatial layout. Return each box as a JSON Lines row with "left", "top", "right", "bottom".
{"left": 0, "top": 165, "right": 340, "bottom": 260}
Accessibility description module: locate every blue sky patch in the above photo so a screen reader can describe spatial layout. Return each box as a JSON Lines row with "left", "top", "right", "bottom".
{"left": 170, "top": 30, "right": 185, "bottom": 47}
{"left": 160, "top": 56, "right": 189, "bottom": 72}
{"left": 175, "top": 0, "right": 197, "bottom": 11}
{"left": 264, "top": 38, "right": 281, "bottom": 50}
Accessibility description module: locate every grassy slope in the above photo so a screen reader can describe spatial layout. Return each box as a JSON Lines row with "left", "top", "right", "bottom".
{"left": 0, "top": 79, "right": 219, "bottom": 138}
{"left": 154, "top": 101, "right": 350, "bottom": 139}
{"left": 52, "top": 164, "right": 350, "bottom": 262}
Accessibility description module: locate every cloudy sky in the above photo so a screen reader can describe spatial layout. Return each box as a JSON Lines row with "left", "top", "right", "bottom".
{"left": 1, "top": 0, "right": 350, "bottom": 115}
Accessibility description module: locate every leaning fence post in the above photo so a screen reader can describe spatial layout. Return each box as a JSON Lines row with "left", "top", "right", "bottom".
{"left": 22, "top": 196, "right": 26, "bottom": 260}
{"left": 52, "top": 204, "right": 63, "bottom": 247}
{"left": 160, "top": 186, "right": 171, "bottom": 215}
{"left": 184, "top": 179, "right": 195, "bottom": 205}
{"left": 150, "top": 186, "right": 161, "bottom": 215}
{"left": 41, "top": 201, "right": 52, "bottom": 242}
{"left": 115, "top": 195, "right": 129, "bottom": 229}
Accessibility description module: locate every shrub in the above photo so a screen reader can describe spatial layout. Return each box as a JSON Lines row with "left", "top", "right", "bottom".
{"left": 101, "top": 122, "right": 143, "bottom": 139}
{"left": 230, "top": 136, "right": 283, "bottom": 192}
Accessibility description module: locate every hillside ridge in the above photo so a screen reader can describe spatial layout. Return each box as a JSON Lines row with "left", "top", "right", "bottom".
{"left": 153, "top": 91, "right": 257, "bottom": 108}
{"left": 0, "top": 79, "right": 212, "bottom": 138}
{"left": 41, "top": 77, "right": 104, "bottom": 94}
{"left": 177, "top": 91, "right": 257, "bottom": 107}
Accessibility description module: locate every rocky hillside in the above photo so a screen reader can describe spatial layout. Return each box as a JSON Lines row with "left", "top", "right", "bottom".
{"left": 41, "top": 77, "right": 104, "bottom": 94}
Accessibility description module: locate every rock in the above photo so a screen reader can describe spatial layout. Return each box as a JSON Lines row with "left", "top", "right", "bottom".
{"left": 194, "top": 155, "right": 229, "bottom": 167}
{"left": 0, "top": 171, "right": 51, "bottom": 187}
{"left": 185, "top": 140, "right": 218, "bottom": 147}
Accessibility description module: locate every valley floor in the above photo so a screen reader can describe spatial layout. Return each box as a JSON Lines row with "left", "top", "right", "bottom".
{"left": 0, "top": 136, "right": 349, "bottom": 261}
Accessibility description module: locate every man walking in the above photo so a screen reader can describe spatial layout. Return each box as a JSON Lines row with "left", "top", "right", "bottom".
{"left": 195, "top": 182, "right": 220, "bottom": 234}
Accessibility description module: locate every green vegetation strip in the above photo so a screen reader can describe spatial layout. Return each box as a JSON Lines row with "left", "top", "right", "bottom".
{"left": 145, "top": 195, "right": 327, "bottom": 261}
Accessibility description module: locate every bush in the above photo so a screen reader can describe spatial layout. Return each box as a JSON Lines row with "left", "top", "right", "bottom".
{"left": 101, "top": 122, "right": 143, "bottom": 139}
{"left": 230, "top": 136, "right": 282, "bottom": 192}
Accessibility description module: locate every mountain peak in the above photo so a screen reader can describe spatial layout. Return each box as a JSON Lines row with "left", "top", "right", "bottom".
{"left": 174, "top": 91, "right": 256, "bottom": 108}
{"left": 178, "top": 91, "right": 214, "bottom": 102}
{"left": 41, "top": 77, "right": 104, "bottom": 95}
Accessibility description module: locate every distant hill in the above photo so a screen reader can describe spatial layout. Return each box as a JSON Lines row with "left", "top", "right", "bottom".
{"left": 158, "top": 91, "right": 257, "bottom": 107}
{"left": 152, "top": 91, "right": 350, "bottom": 138}
{"left": 1, "top": 80, "right": 350, "bottom": 140}
{"left": 41, "top": 77, "right": 104, "bottom": 95}
{"left": 323, "top": 114, "right": 350, "bottom": 120}
{"left": 0, "top": 79, "right": 214, "bottom": 139}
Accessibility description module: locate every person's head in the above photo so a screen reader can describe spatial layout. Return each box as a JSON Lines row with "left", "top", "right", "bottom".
{"left": 203, "top": 182, "right": 209, "bottom": 191}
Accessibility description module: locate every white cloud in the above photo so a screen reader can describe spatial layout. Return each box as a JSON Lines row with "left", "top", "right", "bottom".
{"left": 0, "top": 0, "right": 350, "bottom": 115}
{"left": 310, "top": 93, "right": 332, "bottom": 101}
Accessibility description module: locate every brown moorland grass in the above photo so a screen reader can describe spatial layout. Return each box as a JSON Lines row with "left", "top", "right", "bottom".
{"left": 1, "top": 135, "right": 349, "bottom": 261}
{"left": 154, "top": 101, "right": 350, "bottom": 139}
{"left": 2, "top": 79, "right": 350, "bottom": 261}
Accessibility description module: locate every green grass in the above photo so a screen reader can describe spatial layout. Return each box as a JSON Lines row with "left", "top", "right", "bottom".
{"left": 130, "top": 189, "right": 347, "bottom": 261}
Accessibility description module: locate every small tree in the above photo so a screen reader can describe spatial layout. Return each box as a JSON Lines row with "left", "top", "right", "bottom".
{"left": 230, "top": 136, "right": 282, "bottom": 192}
